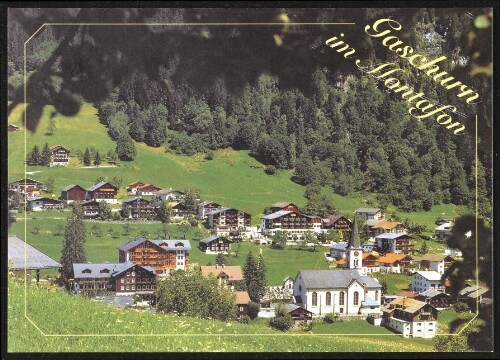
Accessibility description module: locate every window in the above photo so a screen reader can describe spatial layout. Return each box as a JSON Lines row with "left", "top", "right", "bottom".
{"left": 339, "top": 292, "right": 345, "bottom": 305}
{"left": 340, "top": 308, "right": 344, "bottom": 313}
{"left": 121, "top": 278, "right": 124, "bottom": 284}
{"left": 353, "top": 291, "right": 359, "bottom": 305}
{"left": 121, "top": 286, "right": 124, "bottom": 291}
{"left": 375, "top": 291, "right": 378, "bottom": 301}
{"left": 312, "top": 292, "right": 318, "bottom": 306}
{"left": 326, "top": 292, "right": 331, "bottom": 306}
{"left": 239, "top": 306, "right": 244, "bottom": 312}
{"left": 354, "top": 259, "right": 359, "bottom": 268}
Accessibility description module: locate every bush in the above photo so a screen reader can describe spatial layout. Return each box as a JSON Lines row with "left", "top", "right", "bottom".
{"left": 247, "top": 301, "right": 260, "bottom": 320}
{"left": 299, "top": 321, "right": 313, "bottom": 332}
{"left": 323, "top": 312, "right": 338, "bottom": 324}
{"left": 264, "top": 165, "right": 276, "bottom": 175}
{"left": 189, "top": 218, "right": 198, "bottom": 227}
{"left": 269, "top": 304, "right": 294, "bottom": 331}
{"left": 238, "top": 315, "right": 250, "bottom": 324}
{"left": 454, "top": 302, "right": 470, "bottom": 313}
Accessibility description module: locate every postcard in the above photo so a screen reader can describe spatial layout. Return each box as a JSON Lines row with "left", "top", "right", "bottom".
{"left": 5, "top": 3, "right": 496, "bottom": 355}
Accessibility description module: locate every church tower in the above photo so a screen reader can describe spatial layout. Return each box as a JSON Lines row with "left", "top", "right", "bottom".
{"left": 346, "top": 217, "right": 363, "bottom": 270}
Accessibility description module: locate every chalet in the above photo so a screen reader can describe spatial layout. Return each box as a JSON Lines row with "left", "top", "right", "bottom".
{"left": 154, "top": 188, "right": 185, "bottom": 202}
{"left": 48, "top": 145, "right": 70, "bottom": 166}
{"left": 337, "top": 253, "right": 380, "bottom": 274}
{"left": 72, "top": 262, "right": 156, "bottom": 297}
{"left": 329, "top": 242, "right": 348, "bottom": 259}
{"left": 411, "top": 271, "right": 445, "bottom": 294}
{"left": 354, "top": 208, "right": 384, "bottom": 221}
{"left": 293, "top": 269, "right": 382, "bottom": 317}
{"left": 458, "top": 285, "right": 491, "bottom": 309}
{"left": 198, "top": 202, "right": 222, "bottom": 218}
{"left": 60, "top": 184, "right": 86, "bottom": 203}
{"left": 270, "top": 202, "right": 300, "bottom": 213}
{"left": 415, "top": 289, "right": 452, "bottom": 310}
{"left": 9, "top": 178, "right": 44, "bottom": 192}
{"left": 285, "top": 304, "right": 313, "bottom": 321}
{"left": 365, "top": 219, "right": 383, "bottom": 238}
{"left": 321, "top": 214, "right": 352, "bottom": 242}
{"left": 235, "top": 291, "right": 251, "bottom": 318}
{"left": 82, "top": 200, "right": 100, "bottom": 218}
{"left": 136, "top": 184, "right": 162, "bottom": 196}
{"left": 283, "top": 276, "right": 294, "bottom": 290}
{"left": 207, "top": 208, "right": 251, "bottom": 234}
{"left": 27, "top": 197, "right": 64, "bottom": 211}
{"left": 127, "top": 182, "right": 145, "bottom": 193}
{"left": 169, "top": 202, "right": 192, "bottom": 219}
{"left": 121, "top": 197, "right": 157, "bottom": 219}
{"left": 382, "top": 297, "right": 438, "bottom": 338}
{"left": 261, "top": 210, "right": 322, "bottom": 241}
{"left": 8, "top": 124, "right": 21, "bottom": 132}
{"left": 361, "top": 241, "right": 377, "bottom": 252}
{"left": 199, "top": 235, "right": 232, "bottom": 254}
{"left": 376, "top": 233, "right": 415, "bottom": 255}
{"left": 200, "top": 265, "right": 244, "bottom": 288}
{"left": 118, "top": 238, "right": 191, "bottom": 276}
{"left": 377, "top": 253, "right": 414, "bottom": 273}
{"left": 372, "top": 220, "right": 406, "bottom": 237}
{"left": 434, "top": 222, "right": 454, "bottom": 241}
{"left": 412, "top": 254, "right": 454, "bottom": 275}
{"left": 86, "top": 181, "right": 118, "bottom": 204}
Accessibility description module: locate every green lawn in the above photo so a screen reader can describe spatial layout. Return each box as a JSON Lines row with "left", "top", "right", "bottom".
{"left": 371, "top": 272, "right": 412, "bottom": 295}
{"left": 8, "top": 276, "right": 438, "bottom": 352}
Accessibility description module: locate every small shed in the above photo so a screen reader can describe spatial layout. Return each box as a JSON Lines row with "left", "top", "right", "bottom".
{"left": 285, "top": 304, "right": 313, "bottom": 321}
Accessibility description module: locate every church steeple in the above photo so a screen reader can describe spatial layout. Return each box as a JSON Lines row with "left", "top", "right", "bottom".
{"left": 348, "top": 216, "right": 361, "bottom": 249}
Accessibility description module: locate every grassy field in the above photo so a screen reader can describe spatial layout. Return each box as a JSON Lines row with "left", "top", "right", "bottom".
{"left": 8, "top": 102, "right": 462, "bottom": 231}
{"left": 8, "top": 276, "right": 441, "bottom": 352}
{"left": 371, "top": 272, "right": 412, "bottom": 295}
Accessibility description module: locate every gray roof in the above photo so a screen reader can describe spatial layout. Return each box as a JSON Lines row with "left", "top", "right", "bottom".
{"left": 122, "top": 197, "right": 151, "bottom": 204}
{"left": 330, "top": 243, "right": 348, "bottom": 251}
{"left": 361, "top": 296, "right": 380, "bottom": 307}
{"left": 73, "top": 262, "right": 155, "bottom": 279}
{"left": 366, "top": 219, "right": 383, "bottom": 227}
{"left": 62, "top": 184, "right": 84, "bottom": 192}
{"left": 348, "top": 217, "right": 360, "bottom": 248}
{"left": 118, "top": 238, "right": 192, "bottom": 252}
{"left": 87, "top": 181, "right": 118, "bottom": 192}
{"left": 419, "top": 289, "right": 449, "bottom": 298}
{"left": 459, "top": 285, "right": 490, "bottom": 298}
{"left": 28, "top": 197, "right": 62, "bottom": 203}
{"left": 285, "top": 303, "right": 311, "bottom": 313}
{"left": 261, "top": 210, "right": 313, "bottom": 220}
{"left": 375, "top": 232, "right": 410, "bottom": 240}
{"left": 208, "top": 207, "right": 232, "bottom": 216}
{"left": 296, "top": 270, "right": 381, "bottom": 290}
{"left": 8, "top": 235, "right": 62, "bottom": 270}
{"left": 355, "top": 208, "right": 381, "bottom": 214}
{"left": 199, "top": 235, "right": 231, "bottom": 244}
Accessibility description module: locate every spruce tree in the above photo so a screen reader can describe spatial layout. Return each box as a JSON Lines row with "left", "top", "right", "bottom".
{"left": 156, "top": 201, "right": 171, "bottom": 224}
{"left": 40, "top": 142, "right": 51, "bottom": 166}
{"left": 94, "top": 151, "right": 101, "bottom": 166}
{"left": 27, "top": 145, "right": 41, "bottom": 166}
{"left": 243, "top": 251, "right": 267, "bottom": 303}
{"left": 83, "top": 147, "right": 91, "bottom": 166}
{"left": 60, "top": 203, "right": 86, "bottom": 288}
{"left": 215, "top": 253, "right": 226, "bottom": 266}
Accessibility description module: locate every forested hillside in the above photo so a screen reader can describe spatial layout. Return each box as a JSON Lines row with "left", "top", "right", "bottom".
{"left": 8, "top": 8, "right": 492, "bottom": 219}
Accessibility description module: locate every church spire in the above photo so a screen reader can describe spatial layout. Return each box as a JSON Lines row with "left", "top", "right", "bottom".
{"left": 348, "top": 216, "right": 360, "bottom": 249}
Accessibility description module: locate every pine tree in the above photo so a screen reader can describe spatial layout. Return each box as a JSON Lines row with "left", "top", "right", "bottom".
{"left": 83, "top": 147, "right": 91, "bottom": 166}
{"left": 94, "top": 151, "right": 101, "bottom": 166}
{"left": 60, "top": 203, "right": 86, "bottom": 288}
{"left": 215, "top": 253, "right": 226, "bottom": 266}
{"left": 116, "top": 134, "right": 137, "bottom": 161}
{"left": 156, "top": 201, "right": 171, "bottom": 224}
{"left": 40, "top": 143, "right": 51, "bottom": 166}
{"left": 27, "top": 145, "right": 41, "bottom": 165}
{"left": 243, "top": 251, "right": 267, "bottom": 303}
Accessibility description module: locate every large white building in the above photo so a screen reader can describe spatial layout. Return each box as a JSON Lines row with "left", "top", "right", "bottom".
{"left": 293, "top": 269, "right": 382, "bottom": 317}
{"left": 261, "top": 210, "right": 323, "bottom": 241}
{"left": 382, "top": 297, "right": 438, "bottom": 338}
{"left": 411, "top": 271, "right": 445, "bottom": 293}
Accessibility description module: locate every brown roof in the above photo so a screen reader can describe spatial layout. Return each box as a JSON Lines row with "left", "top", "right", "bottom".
{"left": 373, "top": 220, "right": 403, "bottom": 230}
{"left": 200, "top": 265, "right": 243, "bottom": 281}
{"left": 420, "top": 254, "right": 452, "bottom": 262}
{"left": 49, "top": 144, "right": 70, "bottom": 152}
{"left": 395, "top": 291, "right": 418, "bottom": 298}
{"left": 138, "top": 184, "right": 162, "bottom": 191}
{"left": 235, "top": 291, "right": 251, "bottom": 304}
{"left": 128, "top": 181, "right": 144, "bottom": 187}
{"left": 382, "top": 297, "right": 429, "bottom": 315}
{"left": 377, "top": 253, "right": 407, "bottom": 264}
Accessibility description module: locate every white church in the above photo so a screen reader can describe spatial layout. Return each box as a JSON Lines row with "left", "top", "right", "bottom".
{"left": 292, "top": 218, "right": 383, "bottom": 317}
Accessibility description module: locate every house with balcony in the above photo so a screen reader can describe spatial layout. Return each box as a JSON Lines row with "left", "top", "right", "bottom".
{"left": 411, "top": 271, "right": 445, "bottom": 294}
{"left": 199, "top": 235, "right": 232, "bottom": 254}
{"left": 261, "top": 210, "right": 323, "bottom": 241}
{"left": 354, "top": 208, "right": 384, "bottom": 221}
{"left": 48, "top": 145, "right": 70, "bottom": 166}
{"left": 382, "top": 297, "right": 438, "bottom": 338}
{"left": 86, "top": 181, "right": 119, "bottom": 204}
{"left": 376, "top": 233, "right": 415, "bottom": 255}
{"left": 207, "top": 208, "right": 251, "bottom": 235}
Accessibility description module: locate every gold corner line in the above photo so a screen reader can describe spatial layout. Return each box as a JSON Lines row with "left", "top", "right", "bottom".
{"left": 24, "top": 24, "right": 46, "bottom": 46}
{"left": 456, "top": 313, "right": 479, "bottom": 336}
{"left": 43, "top": 22, "right": 356, "bottom": 26}
{"left": 25, "top": 315, "right": 46, "bottom": 336}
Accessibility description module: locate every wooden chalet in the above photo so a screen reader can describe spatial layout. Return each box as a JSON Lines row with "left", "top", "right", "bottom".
{"left": 27, "top": 197, "right": 64, "bottom": 211}
{"left": 412, "top": 254, "right": 454, "bottom": 275}
{"left": 169, "top": 202, "right": 192, "bottom": 219}
{"left": 382, "top": 298, "right": 438, "bottom": 338}
{"left": 60, "top": 184, "right": 86, "bottom": 203}
{"left": 458, "top": 285, "right": 491, "bottom": 309}
{"left": 82, "top": 200, "right": 100, "bottom": 218}
{"left": 9, "top": 178, "right": 44, "bottom": 192}
{"left": 199, "top": 235, "right": 232, "bottom": 254}
{"left": 48, "top": 145, "right": 70, "bottom": 166}
{"left": 200, "top": 265, "right": 244, "bottom": 287}
{"left": 377, "top": 253, "right": 414, "bottom": 273}
{"left": 154, "top": 188, "right": 185, "bottom": 202}
{"left": 121, "top": 197, "right": 157, "bottom": 219}
{"left": 198, "top": 202, "right": 222, "bottom": 218}
{"left": 376, "top": 233, "right": 415, "bottom": 255}
{"left": 285, "top": 304, "right": 313, "bottom": 321}
{"left": 118, "top": 238, "right": 191, "bottom": 276}
{"left": 72, "top": 262, "right": 157, "bottom": 297}
{"left": 127, "top": 181, "right": 145, "bottom": 193}
{"left": 261, "top": 210, "right": 322, "bottom": 240}
{"left": 8, "top": 124, "right": 21, "bottom": 132}
{"left": 136, "top": 184, "right": 162, "bottom": 196}
{"left": 321, "top": 214, "right": 352, "bottom": 240}
{"left": 86, "top": 181, "right": 118, "bottom": 204}
{"left": 270, "top": 202, "right": 300, "bottom": 213}
{"left": 415, "top": 289, "right": 452, "bottom": 309}
{"left": 207, "top": 208, "right": 251, "bottom": 234}
{"left": 336, "top": 253, "right": 380, "bottom": 274}
{"left": 235, "top": 291, "right": 251, "bottom": 318}
{"left": 372, "top": 220, "right": 407, "bottom": 237}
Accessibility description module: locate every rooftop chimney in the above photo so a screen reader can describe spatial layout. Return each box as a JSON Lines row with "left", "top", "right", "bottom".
{"left": 215, "top": 264, "right": 218, "bottom": 269}
{"left": 222, "top": 264, "right": 225, "bottom": 268}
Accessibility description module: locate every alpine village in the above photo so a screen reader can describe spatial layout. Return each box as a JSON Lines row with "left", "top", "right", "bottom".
{"left": 7, "top": 7, "right": 493, "bottom": 354}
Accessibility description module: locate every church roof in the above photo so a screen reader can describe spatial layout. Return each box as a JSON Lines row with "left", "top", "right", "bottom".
{"left": 348, "top": 217, "right": 361, "bottom": 248}
{"left": 296, "top": 270, "right": 381, "bottom": 290}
